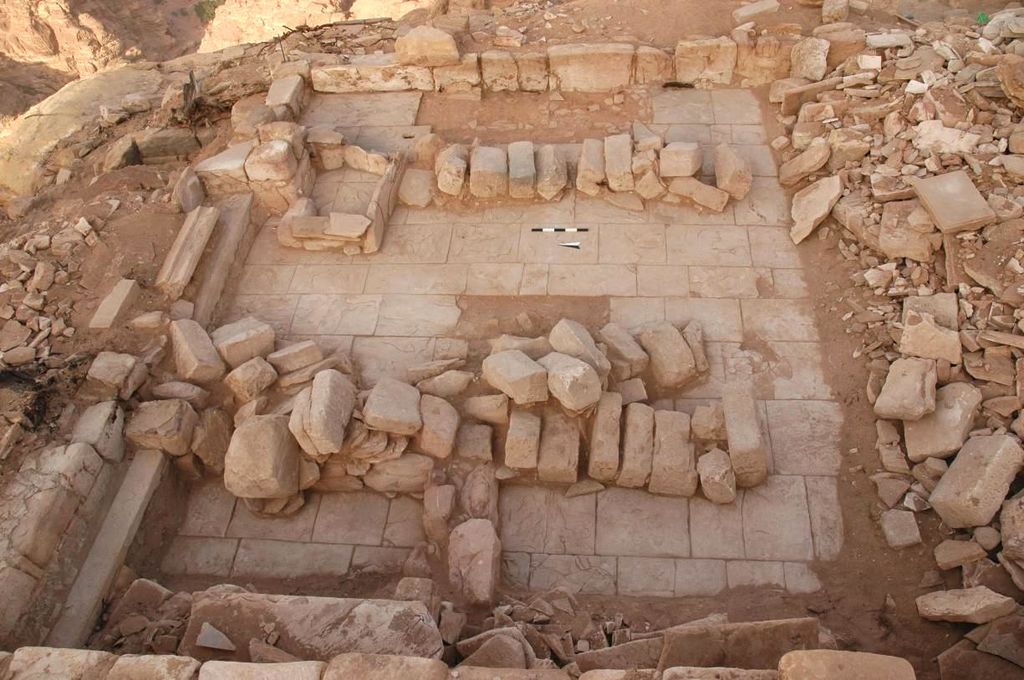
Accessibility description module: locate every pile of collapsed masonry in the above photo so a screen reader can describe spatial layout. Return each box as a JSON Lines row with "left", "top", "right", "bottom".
{"left": 754, "top": 2, "right": 1024, "bottom": 673}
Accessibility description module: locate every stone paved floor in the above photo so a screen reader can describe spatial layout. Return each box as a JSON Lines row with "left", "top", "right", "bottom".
{"left": 190, "top": 89, "right": 846, "bottom": 595}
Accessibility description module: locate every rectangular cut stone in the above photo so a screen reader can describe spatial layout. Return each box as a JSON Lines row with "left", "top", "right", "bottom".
{"left": 499, "top": 486, "right": 595, "bottom": 554}
{"left": 912, "top": 170, "right": 996, "bottom": 234}
{"left": 930, "top": 435, "right": 1024, "bottom": 528}
{"left": 689, "top": 496, "right": 744, "bottom": 558}
{"left": 722, "top": 380, "right": 769, "bottom": 487}
{"left": 589, "top": 392, "right": 623, "bottom": 481}
{"left": 604, "top": 133, "right": 634, "bottom": 192}
{"left": 507, "top": 141, "right": 536, "bottom": 198}
{"left": 89, "top": 278, "right": 139, "bottom": 329}
{"left": 515, "top": 52, "right": 548, "bottom": 91}
{"left": 618, "top": 556, "right": 676, "bottom": 596}
{"left": 155, "top": 206, "right": 220, "bottom": 299}
{"left": 675, "top": 558, "right": 727, "bottom": 596}
{"left": 805, "top": 476, "right": 843, "bottom": 560}
{"left": 170, "top": 319, "right": 226, "bottom": 383}
{"left": 596, "top": 488, "right": 690, "bottom": 557}
{"left": 537, "top": 408, "right": 579, "bottom": 484}
{"left": 192, "top": 193, "right": 257, "bottom": 327}
{"left": 548, "top": 43, "right": 635, "bottom": 92}
{"left": 674, "top": 37, "right": 737, "bottom": 86}
{"left": 505, "top": 409, "right": 541, "bottom": 470}
{"left": 311, "top": 56, "right": 434, "bottom": 93}
{"left": 194, "top": 140, "right": 255, "bottom": 194}
{"left": 529, "top": 554, "right": 617, "bottom": 595}
{"left": 481, "top": 50, "right": 518, "bottom": 91}
{"left": 617, "top": 402, "right": 655, "bottom": 488}
{"left": 649, "top": 410, "right": 698, "bottom": 497}
{"left": 742, "top": 476, "right": 814, "bottom": 561}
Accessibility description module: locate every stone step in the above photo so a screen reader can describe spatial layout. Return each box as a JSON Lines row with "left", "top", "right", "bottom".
{"left": 44, "top": 450, "right": 168, "bottom": 648}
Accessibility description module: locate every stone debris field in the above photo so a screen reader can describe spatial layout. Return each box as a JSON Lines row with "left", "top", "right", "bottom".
{"left": 4, "top": 1, "right": 1024, "bottom": 679}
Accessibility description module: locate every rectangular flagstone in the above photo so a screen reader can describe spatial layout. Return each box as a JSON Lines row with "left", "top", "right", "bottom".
{"left": 313, "top": 491, "right": 390, "bottom": 544}
{"left": 226, "top": 495, "right": 321, "bottom": 541}
{"left": 547, "top": 265, "right": 637, "bottom": 296}
{"left": 666, "top": 225, "right": 752, "bottom": 266}
{"left": 448, "top": 223, "right": 522, "bottom": 262}
{"left": 765, "top": 400, "right": 842, "bottom": 476}
{"left": 498, "top": 485, "right": 596, "bottom": 555}
{"left": 689, "top": 266, "right": 762, "bottom": 299}
{"left": 740, "top": 299, "right": 819, "bottom": 341}
{"left": 805, "top": 475, "right": 844, "bottom": 560}
{"left": 529, "top": 554, "right": 617, "bottom": 594}
{"left": 596, "top": 488, "right": 689, "bottom": 557}
{"left": 364, "top": 264, "right": 468, "bottom": 294}
{"left": 291, "top": 294, "right": 381, "bottom": 335}
{"left": 374, "top": 295, "right": 461, "bottom": 336}
{"left": 689, "top": 495, "right": 745, "bottom": 559}
{"left": 599, "top": 224, "right": 667, "bottom": 264}
{"left": 675, "top": 558, "right": 727, "bottom": 596}
{"left": 742, "top": 476, "right": 814, "bottom": 561}
{"left": 238, "top": 265, "right": 297, "bottom": 294}
{"left": 288, "top": 264, "right": 369, "bottom": 294}
{"left": 232, "top": 539, "right": 353, "bottom": 578}
{"left": 617, "top": 557, "right": 676, "bottom": 596}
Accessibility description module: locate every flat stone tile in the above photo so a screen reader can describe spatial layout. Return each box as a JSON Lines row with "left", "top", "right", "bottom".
{"left": 726, "top": 560, "right": 785, "bottom": 589}
{"left": 404, "top": 206, "right": 483, "bottom": 225}
{"left": 664, "top": 298, "right": 743, "bottom": 342}
{"left": 321, "top": 183, "right": 374, "bottom": 214}
{"left": 731, "top": 125, "right": 768, "bottom": 144}
{"left": 711, "top": 90, "right": 763, "bottom": 125}
{"left": 784, "top": 562, "right": 822, "bottom": 593}
{"left": 599, "top": 224, "right": 667, "bottom": 264}
{"left": 618, "top": 557, "right": 676, "bottom": 596}
{"left": 334, "top": 167, "right": 380, "bottom": 184}
{"left": 518, "top": 225, "right": 599, "bottom": 264}
{"left": 529, "top": 554, "right": 617, "bottom": 594}
{"left": 660, "top": 124, "right": 712, "bottom": 144}
{"left": 547, "top": 265, "right": 637, "bottom": 296}
{"left": 610, "top": 297, "right": 665, "bottom": 331}
{"left": 689, "top": 266, "right": 763, "bottom": 299}
{"left": 520, "top": 264, "right": 549, "bottom": 295}
{"left": 374, "top": 295, "right": 461, "bottom": 336}
{"left": 291, "top": 294, "right": 381, "bottom": 335}
{"left": 301, "top": 92, "right": 423, "bottom": 127}
{"left": 675, "top": 558, "right": 728, "bottom": 596}
{"left": 224, "top": 295, "right": 298, "bottom": 335}
{"left": 678, "top": 342, "right": 728, "bottom": 399}
{"left": 710, "top": 125, "right": 733, "bottom": 144}
{"left": 179, "top": 480, "right": 237, "bottom": 538}
{"left": 477, "top": 197, "right": 575, "bottom": 224}
{"left": 747, "top": 227, "right": 802, "bottom": 268}
{"left": 289, "top": 265, "right": 369, "bottom": 294}
{"left": 499, "top": 485, "right": 596, "bottom": 555}
{"left": 238, "top": 265, "right": 296, "bottom": 295}
{"left": 653, "top": 90, "right": 714, "bottom": 125}
{"left": 351, "top": 546, "right": 410, "bottom": 570}
{"left": 231, "top": 539, "right": 354, "bottom": 578}
{"left": 651, "top": 200, "right": 736, "bottom": 226}
{"left": 766, "top": 400, "right": 843, "bottom": 476}
{"left": 364, "top": 264, "right": 468, "bottom": 295}
{"left": 741, "top": 299, "right": 819, "bottom": 342}
{"left": 769, "top": 269, "right": 810, "bottom": 298}
{"left": 742, "top": 476, "right": 814, "bottom": 561}
{"left": 350, "top": 223, "right": 452, "bottom": 264}
{"left": 805, "top": 476, "right": 844, "bottom": 560}
{"left": 383, "top": 496, "right": 426, "bottom": 547}
{"left": 313, "top": 491, "right": 390, "bottom": 545}
{"left": 448, "top": 224, "right": 521, "bottom": 263}
{"left": 161, "top": 536, "right": 237, "bottom": 576}
{"left": 666, "top": 226, "right": 751, "bottom": 267}
{"left": 503, "top": 552, "right": 531, "bottom": 588}
{"left": 575, "top": 196, "right": 647, "bottom": 224}
{"left": 637, "top": 266, "right": 690, "bottom": 297}
{"left": 596, "top": 488, "right": 690, "bottom": 557}
{"left": 351, "top": 336, "right": 435, "bottom": 386}
{"left": 734, "top": 178, "right": 789, "bottom": 226}
{"left": 354, "top": 125, "right": 432, "bottom": 153}
{"left": 226, "top": 495, "right": 321, "bottom": 542}
{"left": 724, "top": 341, "right": 833, "bottom": 400}
{"left": 466, "top": 263, "right": 524, "bottom": 295}
{"left": 689, "top": 495, "right": 745, "bottom": 559}
{"left": 288, "top": 334, "right": 354, "bottom": 354}
{"left": 244, "top": 228, "right": 329, "bottom": 267}
{"left": 732, "top": 145, "right": 777, "bottom": 177}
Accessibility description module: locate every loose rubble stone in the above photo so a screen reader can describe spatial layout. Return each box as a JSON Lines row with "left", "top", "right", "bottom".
{"left": 549, "top": 318, "right": 611, "bottom": 378}
{"left": 649, "top": 410, "right": 698, "bottom": 497}
{"left": 364, "top": 454, "right": 433, "bottom": 494}
{"left": 482, "top": 350, "right": 548, "bottom": 404}
{"left": 538, "top": 352, "right": 602, "bottom": 413}
{"left": 722, "top": 380, "right": 769, "bottom": 488}
{"left": 930, "top": 435, "right": 1024, "bottom": 528}
{"left": 89, "top": 278, "right": 139, "bottom": 329}
{"left": 714, "top": 144, "right": 752, "bottom": 200}
{"left": 267, "top": 341, "right": 322, "bottom": 374}
{"left": 436, "top": 144, "right": 469, "bottom": 196}
{"left": 224, "top": 357, "right": 278, "bottom": 403}
{"left": 778, "top": 650, "right": 915, "bottom": 680}
{"left": 126, "top": 399, "right": 197, "bottom": 456}
{"left": 698, "top": 448, "right": 737, "bottom": 504}
{"left": 191, "top": 408, "right": 232, "bottom": 473}
{"left": 617, "top": 402, "right": 655, "bottom": 488}
{"left": 589, "top": 392, "right": 623, "bottom": 482}
{"left": 597, "top": 322, "right": 648, "bottom": 380}
{"left": 363, "top": 377, "right": 422, "bottom": 435}
{"left": 463, "top": 394, "right": 509, "bottom": 425}
{"left": 872, "top": 358, "right": 936, "bottom": 421}
{"left": 912, "top": 170, "right": 997, "bottom": 234}
{"left": 211, "top": 317, "right": 275, "bottom": 368}
{"left": 170, "top": 320, "right": 226, "bottom": 383}
{"left": 660, "top": 142, "right": 703, "bottom": 178}
{"left": 72, "top": 401, "right": 125, "bottom": 462}
{"left": 448, "top": 518, "right": 501, "bottom": 605}
{"left": 899, "top": 310, "right": 961, "bottom": 364}
{"left": 904, "top": 383, "right": 981, "bottom": 462}
{"left": 790, "top": 37, "right": 830, "bottom": 81}
{"left": 395, "top": 26, "right": 460, "bottom": 67}
{"left": 87, "top": 352, "right": 147, "bottom": 401}
{"left": 917, "top": 586, "right": 1017, "bottom": 624}
{"left": 790, "top": 175, "right": 842, "bottom": 244}
{"left": 779, "top": 138, "right": 830, "bottom": 186}
{"left": 290, "top": 369, "right": 357, "bottom": 461}
{"left": 415, "top": 394, "right": 459, "bottom": 459}
{"left": 637, "top": 322, "right": 697, "bottom": 388}
{"left": 880, "top": 509, "right": 921, "bottom": 548}
{"left": 224, "top": 414, "right": 299, "bottom": 498}
{"left": 934, "top": 540, "right": 987, "bottom": 570}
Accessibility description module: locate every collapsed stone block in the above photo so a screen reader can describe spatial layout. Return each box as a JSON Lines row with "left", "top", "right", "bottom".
{"left": 211, "top": 317, "right": 276, "bottom": 368}
{"left": 126, "top": 399, "right": 198, "bottom": 456}
{"left": 537, "top": 408, "right": 579, "bottom": 484}
{"left": 448, "top": 518, "right": 501, "bottom": 605}
{"left": 617, "top": 402, "right": 655, "bottom": 488}
{"left": 872, "top": 357, "right": 936, "bottom": 421}
{"left": 482, "top": 350, "right": 548, "bottom": 404}
{"left": 597, "top": 322, "right": 648, "bottom": 380}
{"left": 714, "top": 144, "right": 753, "bottom": 200}
{"left": 660, "top": 142, "right": 702, "bottom": 178}
{"left": 904, "top": 383, "right": 981, "bottom": 462}
{"left": 697, "top": 448, "right": 736, "bottom": 504}
{"left": 637, "top": 322, "right": 697, "bottom": 388}
{"left": 415, "top": 394, "right": 459, "bottom": 459}
{"left": 363, "top": 377, "right": 422, "bottom": 435}
{"left": 930, "top": 435, "right": 1024, "bottom": 528}
{"left": 674, "top": 37, "right": 737, "bottom": 86}
{"left": 224, "top": 357, "right": 278, "bottom": 403}
{"left": 364, "top": 454, "right": 434, "bottom": 494}
{"left": 722, "top": 380, "right": 769, "bottom": 488}
{"left": 537, "top": 352, "right": 602, "bottom": 413}
{"left": 86, "top": 351, "right": 147, "bottom": 401}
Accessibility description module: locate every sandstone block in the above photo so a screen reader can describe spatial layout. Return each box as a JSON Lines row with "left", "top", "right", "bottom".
{"left": 469, "top": 146, "right": 508, "bottom": 198}
{"left": 790, "top": 174, "right": 842, "bottom": 244}
{"left": 126, "top": 400, "right": 197, "bottom": 456}
{"left": 89, "top": 279, "right": 140, "bottom": 330}
{"left": 536, "top": 144, "right": 568, "bottom": 200}
{"left": 244, "top": 140, "right": 298, "bottom": 182}
{"left": 549, "top": 318, "right": 611, "bottom": 378}
{"left": 191, "top": 408, "right": 232, "bottom": 473}
{"left": 505, "top": 409, "right": 541, "bottom": 471}
{"left": 86, "top": 352, "right": 147, "bottom": 401}
{"left": 668, "top": 177, "right": 730, "bottom": 213}
{"left": 604, "top": 134, "right": 634, "bottom": 192}
{"left": 481, "top": 50, "right": 518, "bottom": 91}
{"left": 899, "top": 310, "right": 961, "bottom": 364}
{"left": 617, "top": 402, "right": 655, "bottom": 488}
{"left": 930, "top": 435, "right": 1024, "bottom": 528}
{"left": 449, "top": 519, "right": 501, "bottom": 605}
{"left": 538, "top": 352, "right": 602, "bottom": 413}
{"left": 790, "top": 37, "right": 830, "bottom": 81}
{"left": 482, "top": 350, "right": 548, "bottom": 404}
{"left": 223, "top": 415, "right": 299, "bottom": 498}
{"left": 722, "top": 380, "right": 769, "bottom": 488}
{"left": 649, "top": 410, "right": 697, "bottom": 497}
{"left": 576, "top": 138, "right": 606, "bottom": 196}
{"left": 508, "top": 141, "right": 536, "bottom": 198}
{"left": 597, "top": 322, "right": 648, "bottom": 380}
{"left": 538, "top": 409, "right": 579, "bottom": 484}
{"left": 364, "top": 454, "right": 434, "bottom": 494}
{"left": 675, "top": 37, "right": 737, "bottom": 85}
{"left": 311, "top": 56, "right": 434, "bottom": 92}
{"left": 872, "top": 357, "right": 936, "bottom": 421}
{"left": 170, "top": 320, "right": 225, "bottom": 383}
{"left": 589, "top": 392, "right": 623, "bottom": 482}
{"left": 548, "top": 43, "right": 634, "bottom": 92}
{"left": 436, "top": 144, "right": 469, "bottom": 196}
{"left": 714, "top": 144, "right": 753, "bottom": 200}
{"left": 637, "top": 322, "right": 697, "bottom": 388}
{"left": 363, "top": 377, "right": 422, "bottom": 435}
{"left": 72, "top": 401, "right": 125, "bottom": 462}
{"left": 778, "top": 650, "right": 915, "bottom": 680}
{"left": 660, "top": 142, "right": 703, "bottom": 178}
{"left": 267, "top": 341, "right": 323, "bottom": 374}
{"left": 880, "top": 508, "right": 921, "bottom": 548}
{"left": 224, "top": 357, "right": 278, "bottom": 403}
{"left": 395, "top": 26, "right": 460, "bottom": 67}
{"left": 463, "top": 394, "right": 509, "bottom": 425}
{"left": 265, "top": 75, "right": 305, "bottom": 117}
{"left": 904, "top": 383, "right": 981, "bottom": 462}
{"left": 211, "top": 317, "right": 275, "bottom": 368}
{"left": 698, "top": 448, "right": 737, "bottom": 504}
{"left": 917, "top": 586, "right": 1017, "bottom": 624}
{"left": 416, "top": 394, "right": 459, "bottom": 459}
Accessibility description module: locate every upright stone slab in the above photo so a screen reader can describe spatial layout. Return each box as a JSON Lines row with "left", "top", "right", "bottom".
{"left": 507, "top": 141, "right": 536, "bottom": 198}
{"left": 170, "top": 320, "right": 226, "bottom": 383}
{"left": 505, "top": 409, "right": 541, "bottom": 471}
{"left": 469, "top": 146, "right": 508, "bottom": 198}
{"left": 548, "top": 43, "right": 635, "bottom": 92}
{"left": 448, "top": 519, "right": 501, "bottom": 605}
{"left": 722, "top": 380, "right": 769, "bottom": 488}
{"left": 589, "top": 392, "right": 623, "bottom": 482}
{"left": 604, "top": 133, "right": 634, "bottom": 192}
{"left": 617, "top": 403, "right": 655, "bottom": 488}
{"left": 536, "top": 144, "right": 567, "bottom": 200}
{"left": 649, "top": 410, "right": 697, "bottom": 497}
{"left": 576, "top": 138, "right": 606, "bottom": 196}
{"left": 930, "top": 435, "right": 1024, "bottom": 528}
{"left": 537, "top": 408, "right": 579, "bottom": 484}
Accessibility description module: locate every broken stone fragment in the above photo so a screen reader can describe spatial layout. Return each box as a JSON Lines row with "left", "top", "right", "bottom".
{"left": 588, "top": 392, "right": 622, "bottom": 482}
{"left": 934, "top": 540, "right": 987, "bottom": 571}
{"left": 697, "top": 448, "right": 736, "bottom": 504}
{"left": 267, "top": 341, "right": 322, "bottom": 374}
{"left": 72, "top": 401, "right": 125, "bottom": 462}
{"left": 394, "top": 25, "right": 460, "bottom": 67}
{"left": 363, "top": 453, "right": 434, "bottom": 494}
{"left": 790, "top": 37, "right": 830, "bottom": 81}
{"left": 448, "top": 518, "right": 501, "bottom": 605}
{"left": 903, "top": 383, "right": 981, "bottom": 463}
{"left": 289, "top": 369, "right": 357, "bottom": 462}
{"left": 722, "top": 379, "right": 769, "bottom": 488}
{"left": 482, "top": 350, "right": 548, "bottom": 405}
{"left": 549, "top": 318, "right": 611, "bottom": 378}
{"left": 872, "top": 357, "right": 936, "bottom": 421}
{"left": 790, "top": 174, "right": 842, "bottom": 244}
{"left": 659, "top": 142, "right": 702, "bottom": 178}
{"left": 244, "top": 140, "right": 298, "bottom": 182}
{"left": 462, "top": 394, "right": 509, "bottom": 425}
{"left": 691, "top": 403, "right": 726, "bottom": 441}
{"left": 779, "top": 138, "right": 830, "bottom": 186}
{"left": 537, "top": 352, "right": 602, "bottom": 413}
{"left": 713, "top": 144, "right": 752, "bottom": 200}
{"left": 211, "top": 317, "right": 275, "bottom": 368}
{"left": 649, "top": 410, "right": 698, "bottom": 497}
{"left": 916, "top": 586, "right": 1017, "bottom": 625}
{"left": 880, "top": 508, "right": 921, "bottom": 549}
{"left": 415, "top": 394, "right": 459, "bottom": 459}
{"left": 637, "top": 322, "right": 697, "bottom": 388}
{"left": 597, "top": 322, "right": 649, "bottom": 380}
{"left": 417, "top": 370, "right": 473, "bottom": 398}
{"left": 505, "top": 409, "right": 541, "bottom": 471}
{"left": 86, "top": 351, "right": 147, "bottom": 401}
{"left": 363, "top": 377, "right": 422, "bottom": 435}
{"left": 930, "top": 435, "right": 1024, "bottom": 529}
{"left": 537, "top": 408, "right": 579, "bottom": 484}
{"left": 398, "top": 168, "right": 434, "bottom": 208}
{"left": 667, "top": 177, "right": 730, "bottom": 213}
{"left": 224, "top": 357, "right": 278, "bottom": 403}
{"left": 899, "top": 310, "right": 961, "bottom": 365}
{"left": 191, "top": 408, "right": 232, "bottom": 474}
{"left": 89, "top": 278, "right": 140, "bottom": 330}
{"left": 126, "top": 399, "right": 198, "bottom": 456}
{"left": 1002, "top": 495, "right": 1024, "bottom": 561}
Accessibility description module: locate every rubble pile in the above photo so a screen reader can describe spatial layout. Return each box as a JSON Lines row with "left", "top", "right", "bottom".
{"left": 755, "top": 4, "right": 1024, "bottom": 671}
